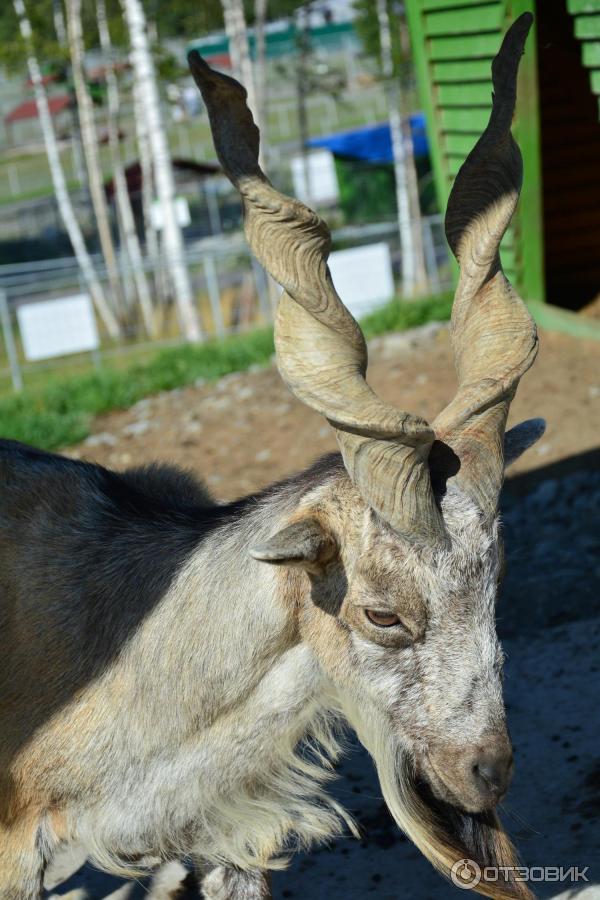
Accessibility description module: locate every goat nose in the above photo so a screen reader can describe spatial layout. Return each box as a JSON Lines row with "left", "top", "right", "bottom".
{"left": 471, "top": 747, "right": 513, "bottom": 797}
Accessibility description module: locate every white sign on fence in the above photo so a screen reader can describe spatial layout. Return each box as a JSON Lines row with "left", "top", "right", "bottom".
{"left": 291, "top": 150, "right": 339, "bottom": 205}
{"left": 328, "top": 242, "right": 394, "bottom": 319}
{"left": 17, "top": 294, "right": 99, "bottom": 361}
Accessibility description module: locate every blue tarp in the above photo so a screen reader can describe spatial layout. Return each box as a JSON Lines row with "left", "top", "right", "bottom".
{"left": 307, "top": 115, "right": 428, "bottom": 164}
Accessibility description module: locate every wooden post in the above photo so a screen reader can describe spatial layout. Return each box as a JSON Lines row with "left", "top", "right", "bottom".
{"left": 0, "top": 290, "right": 23, "bottom": 393}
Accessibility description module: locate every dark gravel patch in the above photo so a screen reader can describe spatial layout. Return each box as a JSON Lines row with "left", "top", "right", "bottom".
{"left": 499, "top": 470, "right": 600, "bottom": 637}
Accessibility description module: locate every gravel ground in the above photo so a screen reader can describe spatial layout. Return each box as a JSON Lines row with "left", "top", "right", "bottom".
{"left": 41, "top": 327, "right": 600, "bottom": 899}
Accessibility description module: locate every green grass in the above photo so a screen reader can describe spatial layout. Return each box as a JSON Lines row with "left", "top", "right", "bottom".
{"left": 360, "top": 291, "right": 453, "bottom": 339}
{"left": 0, "top": 328, "right": 275, "bottom": 449}
{"left": 0, "top": 294, "right": 452, "bottom": 451}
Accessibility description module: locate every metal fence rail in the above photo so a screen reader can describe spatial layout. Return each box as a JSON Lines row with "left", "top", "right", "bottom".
{"left": 0, "top": 216, "right": 451, "bottom": 393}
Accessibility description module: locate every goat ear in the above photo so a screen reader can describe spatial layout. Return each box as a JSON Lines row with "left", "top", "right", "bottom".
{"left": 504, "top": 418, "right": 546, "bottom": 467}
{"left": 250, "top": 518, "right": 336, "bottom": 572}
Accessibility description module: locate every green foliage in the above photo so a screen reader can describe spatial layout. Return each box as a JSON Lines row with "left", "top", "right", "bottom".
{"left": 0, "top": 298, "right": 453, "bottom": 451}
{"left": 335, "top": 155, "right": 438, "bottom": 224}
{"left": 0, "top": 0, "right": 220, "bottom": 77}
{"left": 335, "top": 158, "right": 397, "bottom": 223}
{"left": 0, "top": 0, "right": 121, "bottom": 73}
{"left": 360, "top": 292, "right": 453, "bottom": 339}
{"left": 148, "top": 0, "right": 223, "bottom": 41}
{"left": 0, "top": 0, "right": 66, "bottom": 73}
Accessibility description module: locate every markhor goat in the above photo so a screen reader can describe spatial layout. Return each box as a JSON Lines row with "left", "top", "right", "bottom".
{"left": 1, "top": 15, "right": 545, "bottom": 900}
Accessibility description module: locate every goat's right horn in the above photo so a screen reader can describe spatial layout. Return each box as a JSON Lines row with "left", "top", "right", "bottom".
{"left": 188, "top": 53, "right": 447, "bottom": 547}
{"left": 433, "top": 13, "right": 538, "bottom": 523}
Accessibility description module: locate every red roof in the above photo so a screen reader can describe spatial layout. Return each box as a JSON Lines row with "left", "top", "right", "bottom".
{"left": 203, "top": 53, "right": 232, "bottom": 69}
{"left": 5, "top": 95, "right": 71, "bottom": 124}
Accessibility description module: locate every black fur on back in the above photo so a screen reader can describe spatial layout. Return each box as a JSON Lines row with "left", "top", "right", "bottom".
{"left": 0, "top": 441, "right": 345, "bottom": 662}
{"left": 0, "top": 440, "right": 244, "bottom": 643}
{"left": 0, "top": 440, "right": 346, "bottom": 762}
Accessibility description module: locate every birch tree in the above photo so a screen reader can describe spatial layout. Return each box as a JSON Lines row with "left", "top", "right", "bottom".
{"left": 375, "top": 0, "right": 427, "bottom": 297}
{"left": 253, "top": 0, "right": 268, "bottom": 169}
{"left": 66, "top": 0, "right": 125, "bottom": 318}
{"left": 295, "top": 4, "right": 312, "bottom": 205}
{"left": 96, "top": 0, "right": 155, "bottom": 336}
{"left": 50, "top": 0, "right": 86, "bottom": 189}
{"left": 221, "top": 0, "right": 257, "bottom": 119}
{"left": 397, "top": 8, "right": 427, "bottom": 295}
{"left": 121, "top": 0, "right": 202, "bottom": 341}
{"left": 12, "top": 0, "right": 120, "bottom": 338}
{"left": 132, "top": 78, "right": 163, "bottom": 304}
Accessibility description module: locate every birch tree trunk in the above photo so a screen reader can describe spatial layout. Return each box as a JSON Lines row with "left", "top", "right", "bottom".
{"left": 222, "top": 0, "right": 257, "bottom": 120}
{"left": 295, "top": 5, "right": 312, "bottom": 206}
{"left": 398, "top": 10, "right": 427, "bottom": 294}
{"left": 52, "top": 0, "right": 66, "bottom": 45}
{"left": 375, "top": 0, "right": 427, "bottom": 297}
{"left": 51, "top": 0, "right": 86, "bottom": 191}
{"left": 66, "top": 0, "right": 125, "bottom": 319}
{"left": 121, "top": 0, "right": 202, "bottom": 341}
{"left": 253, "top": 0, "right": 268, "bottom": 170}
{"left": 13, "top": 0, "right": 120, "bottom": 339}
{"left": 96, "top": 0, "right": 155, "bottom": 337}
{"left": 132, "top": 79, "right": 163, "bottom": 305}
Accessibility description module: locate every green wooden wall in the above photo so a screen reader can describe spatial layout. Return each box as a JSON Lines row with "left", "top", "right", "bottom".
{"left": 568, "top": 0, "right": 600, "bottom": 113}
{"left": 405, "top": 0, "right": 544, "bottom": 301}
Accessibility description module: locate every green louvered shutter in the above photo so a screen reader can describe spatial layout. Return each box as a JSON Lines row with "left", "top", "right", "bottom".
{"left": 568, "top": 0, "right": 600, "bottom": 115}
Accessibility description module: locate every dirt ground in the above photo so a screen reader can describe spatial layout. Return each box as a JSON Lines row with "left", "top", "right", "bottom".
{"left": 67, "top": 323, "right": 600, "bottom": 497}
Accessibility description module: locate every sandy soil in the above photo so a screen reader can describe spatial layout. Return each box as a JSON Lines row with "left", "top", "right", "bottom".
{"left": 67, "top": 324, "right": 600, "bottom": 499}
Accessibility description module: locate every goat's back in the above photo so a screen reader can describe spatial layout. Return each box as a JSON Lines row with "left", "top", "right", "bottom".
{"left": 0, "top": 440, "right": 219, "bottom": 763}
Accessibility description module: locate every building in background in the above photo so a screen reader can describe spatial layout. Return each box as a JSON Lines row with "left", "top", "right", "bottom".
{"left": 405, "top": 0, "right": 600, "bottom": 311}
{"left": 308, "top": 117, "right": 435, "bottom": 223}
{"left": 187, "top": 16, "right": 359, "bottom": 69}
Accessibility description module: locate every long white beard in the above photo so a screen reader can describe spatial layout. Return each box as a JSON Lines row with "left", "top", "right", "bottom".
{"left": 335, "top": 689, "right": 532, "bottom": 900}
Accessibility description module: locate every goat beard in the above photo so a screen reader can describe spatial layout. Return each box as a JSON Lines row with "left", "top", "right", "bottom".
{"left": 337, "top": 694, "right": 534, "bottom": 900}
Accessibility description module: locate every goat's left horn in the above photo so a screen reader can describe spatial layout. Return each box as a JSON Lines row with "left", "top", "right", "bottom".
{"left": 188, "top": 52, "right": 447, "bottom": 546}
{"left": 433, "top": 13, "right": 538, "bottom": 522}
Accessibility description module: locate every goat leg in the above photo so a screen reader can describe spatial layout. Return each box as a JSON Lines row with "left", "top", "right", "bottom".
{"left": 200, "top": 866, "right": 271, "bottom": 900}
{"left": 0, "top": 819, "right": 46, "bottom": 900}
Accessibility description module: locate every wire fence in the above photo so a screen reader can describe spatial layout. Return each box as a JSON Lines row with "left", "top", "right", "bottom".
{"left": 0, "top": 215, "right": 452, "bottom": 394}
{"left": 0, "top": 84, "right": 390, "bottom": 208}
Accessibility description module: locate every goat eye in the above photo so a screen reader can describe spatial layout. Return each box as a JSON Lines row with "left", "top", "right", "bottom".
{"left": 365, "top": 610, "right": 401, "bottom": 628}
